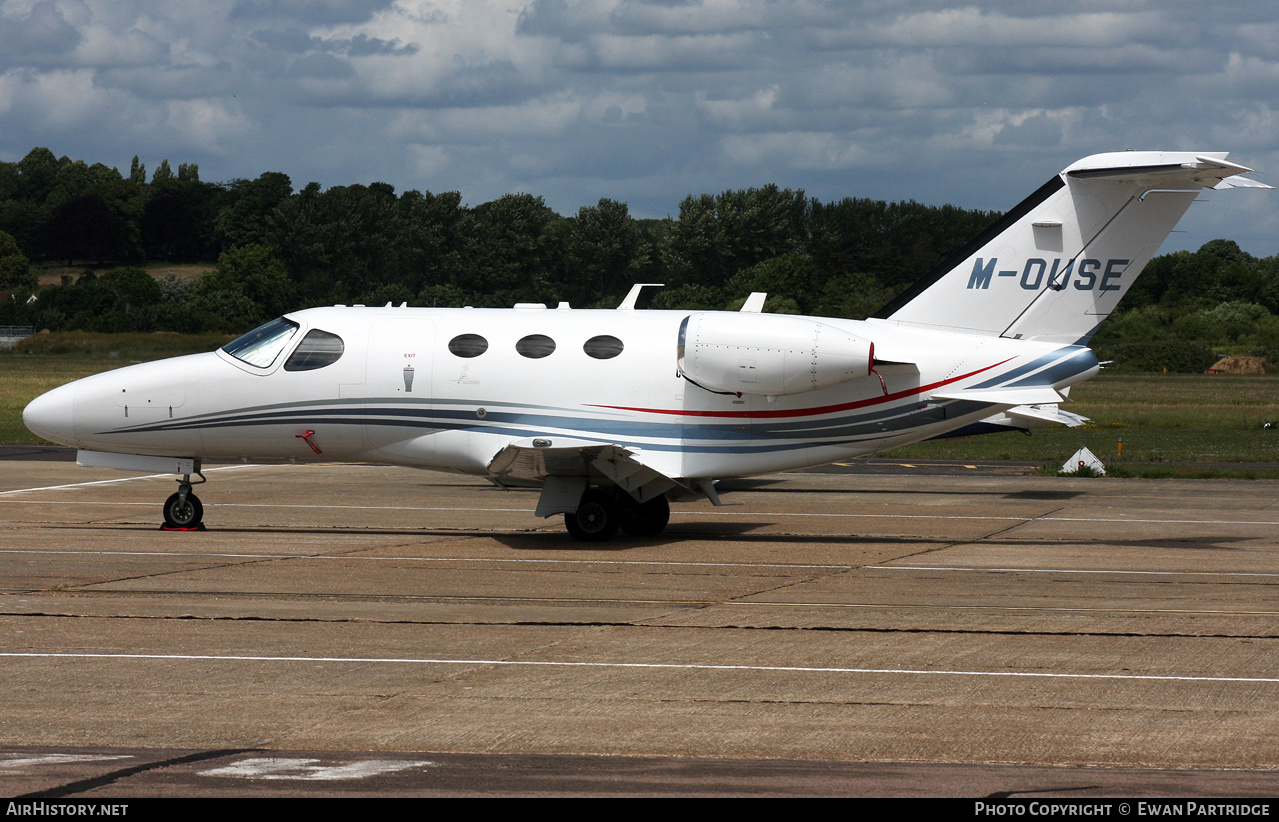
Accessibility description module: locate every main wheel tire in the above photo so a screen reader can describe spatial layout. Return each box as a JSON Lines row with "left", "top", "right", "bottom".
{"left": 564, "top": 489, "right": 618, "bottom": 542}
{"left": 163, "top": 491, "right": 203, "bottom": 528}
{"left": 619, "top": 495, "right": 670, "bottom": 536}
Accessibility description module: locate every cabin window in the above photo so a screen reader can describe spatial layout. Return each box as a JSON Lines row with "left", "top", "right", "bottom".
{"left": 284, "top": 329, "right": 345, "bottom": 371}
{"left": 222, "top": 317, "right": 299, "bottom": 368}
{"left": 448, "top": 333, "right": 488, "bottom": 358}
{"left": 583, "top": 335, "right": 624, "bottom": 359}
{"left": 516, "top": 334, "right": 556, "bottom": 359}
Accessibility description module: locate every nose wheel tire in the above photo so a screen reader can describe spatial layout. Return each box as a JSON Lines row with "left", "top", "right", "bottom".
{"left": 564, "top": 489, "right": 619, "bottom": 542}
{"left": 163, "top": 491, "right": 204, "bottom": 529}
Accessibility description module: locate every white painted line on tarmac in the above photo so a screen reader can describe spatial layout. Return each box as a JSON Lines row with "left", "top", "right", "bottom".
{"left": 2, "top": 496, "right": 1277, "bottom": 527}
{"left": 2, "top": 549, "right": 1277, "bottom": 580}
{"left": 2, "top": 651, "right": 1278, "bottom": 685}
{"left": 199, "top": 757, "right": 433, "bottom": 781}
{"left": 0, "top": 753, "right": 133, "bottom": 769}
{"left": 869, "top": 565, "right": 1279, "bottom": 579}
{"left": 0, "top": 549, "right": 859, "bottom": 570}
{"left": 0, "top": 500, "right": 540, "bottom": 514}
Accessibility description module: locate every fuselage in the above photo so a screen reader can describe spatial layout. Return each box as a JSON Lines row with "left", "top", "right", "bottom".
{"left": 23, "top": 304, "right": 1099, "bottom": 482}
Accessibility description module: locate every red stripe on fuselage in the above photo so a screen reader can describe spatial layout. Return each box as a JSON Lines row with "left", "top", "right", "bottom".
{"left": 588, "top": 358, "right": 1015, "bottom": 419}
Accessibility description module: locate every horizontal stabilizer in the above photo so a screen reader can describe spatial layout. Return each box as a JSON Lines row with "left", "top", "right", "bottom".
{"left": 931, "top": 387, "right": 1065, "bottom": 407}
{"left": 1214, "top": 175, "right": 1273, "bottom": 190}
{"left": 1003, "top": 404, "right": 1089, "bottom": 427}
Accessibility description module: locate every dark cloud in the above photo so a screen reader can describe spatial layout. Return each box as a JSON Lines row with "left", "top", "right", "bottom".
{"left": 286, "top": 53, "right": 355, "bottom": 80}
{"left": 0, "top": 1, "right": 81, "bottom": 64}
{"left": 252, "top": 28, "right": 417, "bottom": 57}
{"left": 250, "top": 27, "right": 317, "bottom": 54}
{"left": 348, "top": 34, "right": 418, "bottom": 57}
{"left": 230, "top": 0, "right": 396, "bottom": 25}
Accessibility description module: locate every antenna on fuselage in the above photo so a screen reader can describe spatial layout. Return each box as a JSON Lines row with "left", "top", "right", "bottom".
{"left": 739, "top": 292, "right": 767, "bottom": 313}
{"left": 617, "top": 283, "right": 665, "bottom": 310}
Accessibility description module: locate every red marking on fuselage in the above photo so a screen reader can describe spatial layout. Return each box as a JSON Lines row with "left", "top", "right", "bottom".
{"left": 588, "top": 358, "right": 1014, "bottom": 419}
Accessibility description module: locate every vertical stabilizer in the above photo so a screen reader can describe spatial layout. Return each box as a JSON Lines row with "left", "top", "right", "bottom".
{"left": 873, "top": 152, "right": 1268, "bottom": 344}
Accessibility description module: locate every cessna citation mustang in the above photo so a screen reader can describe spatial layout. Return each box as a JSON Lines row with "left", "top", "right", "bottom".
{"left": 23, "top": 151, "right": 1272, "bottom": 540}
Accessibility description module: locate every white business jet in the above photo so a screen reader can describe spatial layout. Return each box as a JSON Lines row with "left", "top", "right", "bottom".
{"left": 23, "top": 151, "right": 1270, "bottom": 539}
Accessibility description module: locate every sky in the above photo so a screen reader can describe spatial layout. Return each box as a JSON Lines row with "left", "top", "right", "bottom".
{"left": 2, "top": 0, "right": 1278, "bottom": 256}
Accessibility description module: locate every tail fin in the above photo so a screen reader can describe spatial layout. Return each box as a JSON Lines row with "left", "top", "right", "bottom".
{"left": 872, "top": 152, "right": 1270, "bottom": 344}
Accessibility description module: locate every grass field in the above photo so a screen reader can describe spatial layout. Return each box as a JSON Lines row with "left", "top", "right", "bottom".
{"left": 33, "top": 262, "right": 216, "bottom": 288}
{"left": 4, "top": 335, "right": 1279, "bottom": 476}
{"left": 893, "top": 373, "right": 1279, "bottom": 466}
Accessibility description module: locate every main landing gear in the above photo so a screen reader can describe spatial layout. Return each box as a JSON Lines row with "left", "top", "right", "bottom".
{"left": 564, "top": 488, "right": 670, "bottom": 542}
{"left": 162, "top": 471, "right": 206, "bottom": 530}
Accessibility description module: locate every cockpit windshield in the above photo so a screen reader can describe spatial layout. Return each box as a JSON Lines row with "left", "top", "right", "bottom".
{"left": 221, "top": 317, "right": 300, "bottom": 368}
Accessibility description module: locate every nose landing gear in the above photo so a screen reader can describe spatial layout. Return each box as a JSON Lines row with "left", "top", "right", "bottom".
{"left": 162, "top": 471, "right": 206, "bottom": 531}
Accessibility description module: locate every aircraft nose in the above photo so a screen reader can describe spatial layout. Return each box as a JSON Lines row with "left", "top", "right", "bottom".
{"left": 23, "top": 383, "right": 76, "bottom": 446}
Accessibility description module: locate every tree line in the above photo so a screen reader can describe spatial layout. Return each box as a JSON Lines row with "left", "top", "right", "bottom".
{"left": 3, "top": 146, "right": 1279, "bottom": 371}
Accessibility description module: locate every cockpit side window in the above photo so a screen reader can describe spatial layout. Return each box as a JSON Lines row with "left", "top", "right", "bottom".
{"left": 222, "top": 317, "right": 299, "bottom": 368}
{"left": 284, "top": 329, "right": 345, "bottom": 371}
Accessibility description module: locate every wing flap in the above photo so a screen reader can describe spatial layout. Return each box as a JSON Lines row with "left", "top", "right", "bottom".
{"left": 488, "top": 437, "right": 684, "bottom": 509}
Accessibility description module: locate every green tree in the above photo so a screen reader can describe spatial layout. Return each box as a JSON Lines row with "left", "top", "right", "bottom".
{"left": 397, "top": 189, "right": 471, "bottom": 294}
{"left": 268, "top": 182, "right": 402, "bottom": 301}
{"left": 663, "top": 185, "right": 809, "bottom": 288}
{"left": 809, "top": 271, "right": 897, "bottom": 320}
{"left": 724, "top": 253, "right": 817, "bottom": 313}
{"left": 36, "top": 194, "right": 140, "bottom": 264}
{"left": 142, "top": 178, "right": 224, "bottom": 261}
{"left": 152, "top": 159, "right": 174, "bottom": 184}
{"left": 0, "top": 230, "right": 34, "bottom": 293}
{"left": 565, "top": 198, "right": 647, "bottom": 304}
{"left": 810, "top": 197, "right": 998, "bottom": 293}
{"left": 463, "top": 193, "right": 565, "bottom": 303}
{"left": 16, "top": 147, "right": 60, "bottom": 204}
{"left": 195, "top": 244, "right": 297, "bottom": 325}
{"left": 216, "top": 171, "right": 293, "bottom": 249}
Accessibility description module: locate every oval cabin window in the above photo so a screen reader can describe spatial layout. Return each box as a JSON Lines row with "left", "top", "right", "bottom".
{"left": 448, "top": 333, "right": 489, "bottom": 358}
{"left": 583, "top": 335, "right": 623, "bottom": 359}
{"left": 516, "top": 334, "right": 556, "bottom": 359}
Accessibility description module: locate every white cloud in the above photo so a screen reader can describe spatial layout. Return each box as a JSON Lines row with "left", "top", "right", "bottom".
{"left": 720, "top": 130, "right": 865, "bottom": 171}
{"left": 73, "top": 22, "right": 169, "bottom": 66}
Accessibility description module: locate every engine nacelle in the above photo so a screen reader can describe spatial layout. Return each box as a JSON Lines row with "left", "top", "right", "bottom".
{"left": 677, "top": 312, "right": 875, "bottom": 396}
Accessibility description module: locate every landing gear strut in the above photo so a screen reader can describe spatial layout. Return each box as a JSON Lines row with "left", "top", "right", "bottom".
{"left": 162, "top": 471, "right": 206, "bottom": 530}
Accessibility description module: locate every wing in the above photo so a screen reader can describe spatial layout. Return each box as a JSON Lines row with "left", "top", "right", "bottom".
{"left": 487, "top": 437, "right": 689, "bottom": 516}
